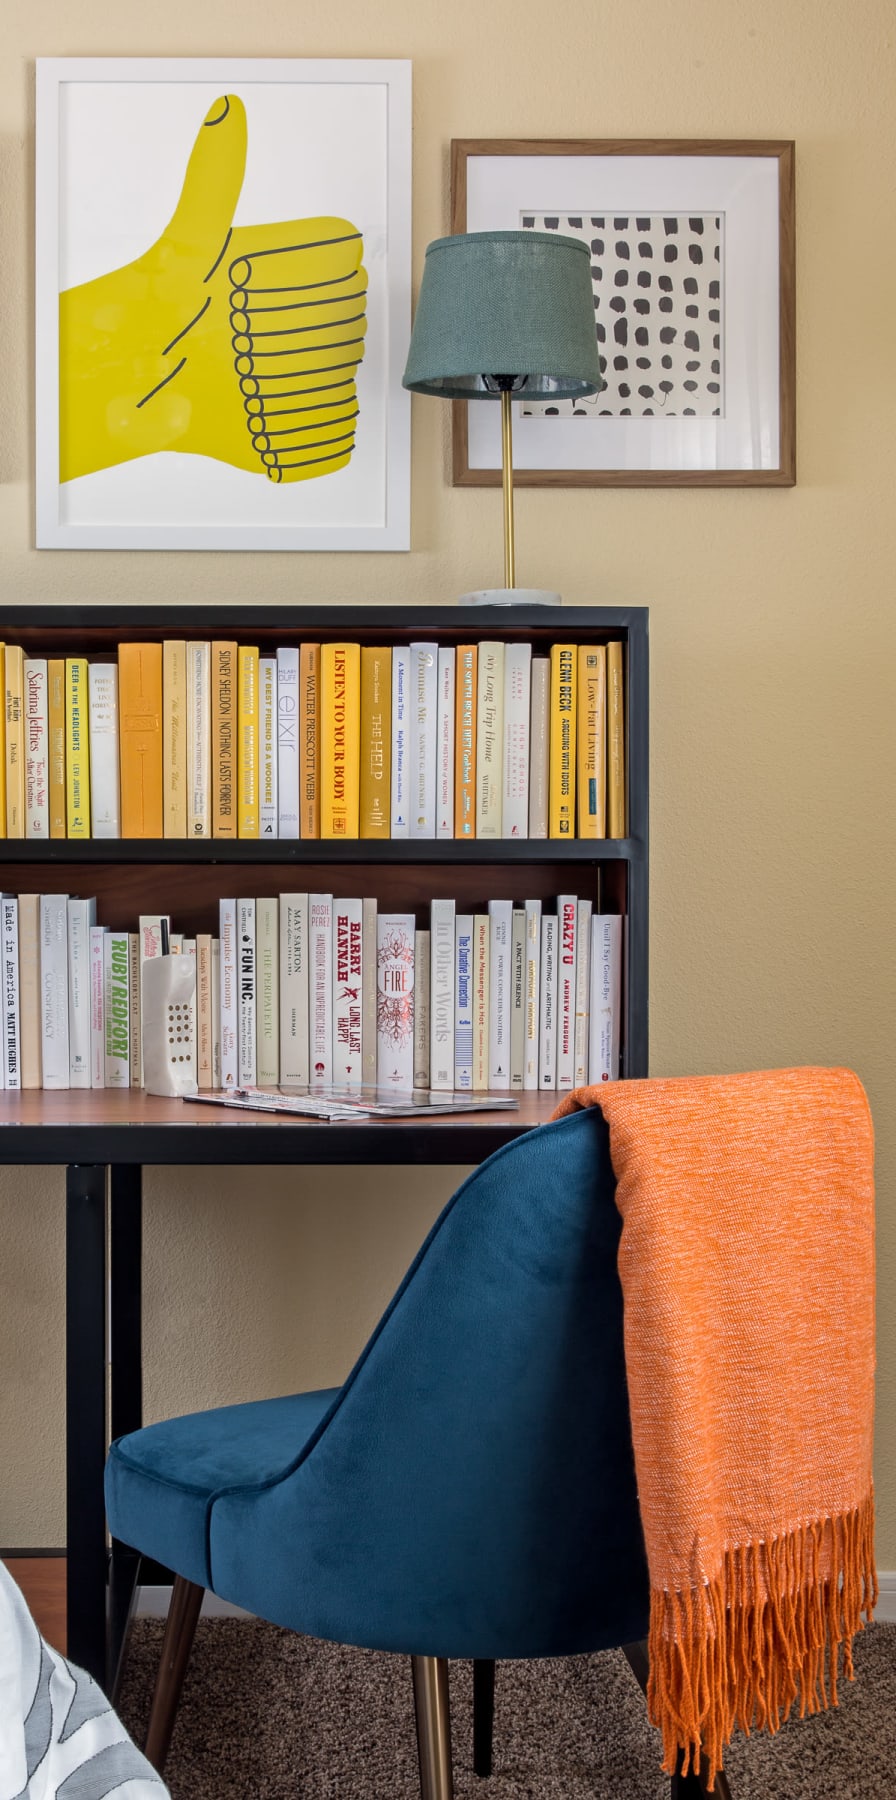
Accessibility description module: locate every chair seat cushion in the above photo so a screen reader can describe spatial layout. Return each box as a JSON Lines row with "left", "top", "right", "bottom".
{"left": 105, "top": 1388, "right": 339, "bottom": 1589}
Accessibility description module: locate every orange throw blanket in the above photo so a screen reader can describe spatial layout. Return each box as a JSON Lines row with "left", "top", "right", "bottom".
{"left": 553, "top": 1066, "right": 877, "bottom": 1788}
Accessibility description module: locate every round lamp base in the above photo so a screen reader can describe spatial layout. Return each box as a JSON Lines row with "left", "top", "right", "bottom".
{"left": 458, "top": 587, "right": 562, "bottom": 607}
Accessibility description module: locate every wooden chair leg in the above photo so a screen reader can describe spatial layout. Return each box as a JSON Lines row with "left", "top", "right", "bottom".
{"left": 623, "top": 1643, "right": 734, "bottom": 1799}
{"left": 144, "top": 1574, "right": 204, "bottom": 1774}
{"left": 472, "top": 1658, "right": 495, "bottom": 1777}
{"left": 411, "top": 1655, "right": 454, "bottom": 1800}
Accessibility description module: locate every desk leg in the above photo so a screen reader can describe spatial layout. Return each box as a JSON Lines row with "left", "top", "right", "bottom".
{"left": 109, "top": 1165, "right": 144, "bottom": 1698}
{"left": 66, "top": 1163, "right": 107, "bottom": 1687}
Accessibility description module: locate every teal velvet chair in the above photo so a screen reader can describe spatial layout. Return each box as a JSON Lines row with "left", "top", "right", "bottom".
{"left": 105, "top": 1107, "right": 730, "bottom": 1799}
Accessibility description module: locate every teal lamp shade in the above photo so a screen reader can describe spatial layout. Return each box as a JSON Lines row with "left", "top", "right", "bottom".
{"left": 402, "top": 230, "right": 604, "bottom": 399}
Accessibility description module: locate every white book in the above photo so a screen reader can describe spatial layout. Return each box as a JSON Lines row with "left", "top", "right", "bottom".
{"left": 237, "top": 898, "right": 256, "bottom": 1086}
{"left": 429, "top": 898, "right": 455, "bottom": 1091}
{"left": 163, "top": 640, "right": 187, "bottom": 838}
{"left": 390, "top": 646, "right": 411, "bottom": 837}
{"left": 523, "top": 898, "right": 542, "bottom": 1091}
{"left": 279, "top": 893, "right": 310, "bottom": 1086}
{"left": 2, "top": 896, "right": 20, "bottom": 1090}
{"left": 181, "top": 937, "right": 198, "bottom": 1084}
{"left": 23, "top": 659, "right": 49, "bottom": 840}
{"left": 103, "top": 931, "right": 130, "bottom": 1088}
{"left": 219, "top": 898, "right": 238, "bottom": 1088}
{"left": 259, "top": 655, "right": 279, "bottom": 837}
{"left": 276, "top": 648, "right": 300, "bottom": 838}
{"left": 128, "top": 933, "right": 141, "bottom": 1086}
{"left": 473, "top": 912, "right": 489, "bottom": 1091}
{"left": 196, "top": 934, "right": 214, "bottom": 1088}
{"left": 376, "top": 912, "right": 415, "bottom": 1091}
{"left": 435, "top": 648, "right": 455, "bottom": 839}
{"left": 332, "top": 896, "right": 363, "bottom": 1087}
{"left": 510, "top": 908, "right": 526, "bottom": 1092}
{"left": 454, "top": 915, "right": 474, "bottom": 1091}
{"left": 211, "top": 938, "right": 222, "bottom": 1087}
{"left": 555, "top": 895, "right": 578, "bottom": 1091}
{"left": 538, "top": 913, "right": 558, "bottom": 1090}
{"left": 17, "top": 894, "right": 42, "bottom": 1088}
{"left": 67, "top": 896, "right": 96, "bottom": 1087}
{"left": 256, "top": 898, "right": 279, "bottom": 1086}
{"left": 413, "top": 929, "right": 430, "bottom": 1088}
{"left": 137, "top": 915, "right": 170, "bottom": 1087}
{"left": 409, "top": 642, "right": 438, "bottom": 839}
{"left": 309, "top": 894, "right": 333, "bottom": 1086}
{"left": 86, "top": 664, "right": 120, "bottom": 838}
{"left": 487, "top": 898, "right": 513, "bottom": 1089}
{"left": 89, "top": 925, "right": 107, "bottom": 1088}
{"left": 589, "top": 914, "right": 623, "bottom": 1084}
{"left": 475, "top": 641, "right": 505, "bottom": 839}
{"left": 502, "top": 643, "right": 532, "bottom": 839}
{"left": 528, "top": 659, "right": 550, "bottom": 839}
{"left": 187, "top": 640, "right": 211, "bottom": 839}
{"left": 39, "top": 894, "right": 70, "bottom": 1090}
{"left": 361, "top": 896, "right": 378, "bottom": 1085}
{"left": 574, "top": 899, "right": 593, "bottom": 1086}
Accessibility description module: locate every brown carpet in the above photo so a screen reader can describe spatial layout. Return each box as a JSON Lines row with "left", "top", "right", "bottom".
{"left": 117, "top": 1618, "right": 896, "bottom": 1798}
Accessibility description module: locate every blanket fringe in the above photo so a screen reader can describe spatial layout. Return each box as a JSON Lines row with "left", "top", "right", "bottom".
{"left": 646, "top": 1494, "right": 878, "bottom": 1790}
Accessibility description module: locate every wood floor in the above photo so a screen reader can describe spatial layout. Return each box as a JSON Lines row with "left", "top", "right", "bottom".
{"left": 3, "top": 1556, "right": 67, "bottom": 1653}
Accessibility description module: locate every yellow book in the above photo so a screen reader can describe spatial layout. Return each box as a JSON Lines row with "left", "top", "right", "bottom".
{"left": 576, "top": 644, "right": 607, "bottom": 839}
{"left": 48, "top": 659, "right": 66, "bottom": 837}
{"left": 549, "top": 644, "right": 577, "bottom": 839}
{"left": 321, "top": 642, "right": 360, "bottom": 838}
{"left": 0, "top": 646, "right": 6, "bottom": 837}
{"left": 5, "top": 644, "right": 25, "bottom": 838}
{"left": 118, "top": 643, "right": 163, "bottom": 837}
{"left": 162, "top": 640, "right": 187, "bottom": 837}
{"left": 454, "top": 645, "right": 477, "bottom": 838}
{"left": 212, "top": 641, "right": 237, "bottom": 838}
{"left": 360, "top": 646, "right": 392, "bottom": 838}
{"left": 237, "top": 646, "right": 259, "bottom": 838}
{"left": 65, "top": 656, "right": 91, "bottom": 838}
{"left": 607, "top": 640, "right": 626, "bottom": 838}
{"left": 299, "top": 642, "right": 320, "bottom": 839}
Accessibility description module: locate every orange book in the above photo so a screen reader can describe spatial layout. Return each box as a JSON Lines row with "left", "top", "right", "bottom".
{"left": 299, "top": 642, "right": 320, "bottom": 839}
{"left": 212, "top": 641, "right": 237, "bottom": 838}
{"left": 454, "top": 644, "right": 477, "bottom": 838}
{"left": 118, "top": 643, "right": 163, "bottom": 837}
{"left": 359, "top": 647, "right": 391, "bottom": 839}
{"left": 47, "top": 658, "right": 66, "bottom": 837}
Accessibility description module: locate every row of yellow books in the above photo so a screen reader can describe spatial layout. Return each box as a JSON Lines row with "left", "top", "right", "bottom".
{"left": 0, "top": 639, "right": 625, "bottom": 841}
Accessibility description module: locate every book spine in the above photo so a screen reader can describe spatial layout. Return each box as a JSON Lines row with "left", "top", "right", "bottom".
{"left": 276, "top": 647, "right": 300, "bottom": 839}
{"left": 118, "top": 644, "right": 163, "bottom": 837}
{"left": 255, "top": 899, "right": 279, "bottom": 1086}
{"left": 162, "top": 640, "right": 187, "bottom": 838}
{"left": 454, "top": 914, "right": 474, "bottom": 1090}
{"left": 180, "top": 938, "right": 198, "bottom": 1086}
{"left": 237, "top": 646, "right": 259, "bottom": 838}
{"left": 299, "top": 643, "right": 321, "bottom": 839}
{"left": 361, "top": 896, "right": 378, "bottom": 1084}
{"left": 5, "top": 645, "right": 25, "bottom": 838}
{"left": 17, "top": 894, "right": 41, "bottom": 1088}
{"left": 413, "top": 929, "right": 430, "bottom": 1088}
{"left": 538, "top": 913, "right": 558, "bottom": 1090}
{"left": 473, "top": 913, "right": 489, "bottom": 1090}
{"left": 237, "top": 897, "right": 256, "bottom": 1086}
{"left": 435, "top": 648, "right": 455, "bottom": 839}
{"left": 502, "top": 643, "right": 531, "bottom": 839}
{"left": 258, "top": 655, "right": 278, "bottom": 838}
{"left": 186, "top": 644, "right": 210, "bottom": 838}
{"left": 24, "top": 659, "right": 50, "bottom": 840}
{"left": 103, "top": 931, "right": 130, "bottom": 1088}
{"left": 487, "top": 898, "right": 513, "bottom": 1089}
{"left": 523, "top": 899, "right": 542, "bottom": 1091}
{"left": 408, "top": 642, "right": 438, "bottom": 839}
{"left": 390, "top": 646, "right": 410, "bottom": 837}
{"left": 376, "top": 912, "right": 415, "bottom": 1091}
{"left": 574, "top": 898, "right": 593, "bottom": 1085}
{"left": 89, "top": 925, "right": 106, "bottom": 1088}
{"left": 510, "top": 907, "right": 526, "bottom": 1092}
{"left": 589, "top": 914, "right": 623, "bottom": 1082}
{"left": 0, "top": 645, "right": 6, "bottom": 837}
{"left": 527, "top": 659, "right": 550, "bottom": 839}
{"left": 549, "top": 645, "right": 577, "bottom": 838}
{"left": 279, "top": 894, "right": 310, "bottom": 1086}
{"left": 88, "top": 664, "right": 121, "bottom": 838}
{"left": 128, "top": 932, "right": 141, "bottom": 1087}
{"left": 67, "top": 896, "right": 96, "bottom": 1087}
{"left": 40, "top": 894, "right": 70, "bottom": 1088}
{"left": 212, "top": 641, "right": 237, "bottom": 838}
{"left": 2, "top": 896, "right": 20, "bottom": 1090}
{"left": 607, "top": 641, "right": 626, "bottom": 838}
{"left": 65, "top": 656, "right": 90, "bottom": 838}
{"left": 359, "top": 647, "right": 391, "bottom": 839}
{"left": 196, "top": 934, "right": 214, "bottom": 1088}
{"left": 455, "top": 645, "right": 477, "bottom": 838}
{"left": 309, "top": 894, "right": 333, "bottom": 1085}
{"left": 577, "top": 645, "right": 607, "bottom": 838}
{"left": 332, "top": 896, "right": 364, "bottom": 1087}
{"left": 136, "top": 914, "right": 168, "bottom": 1088}
{"left": 321, "top": 643, "right": 361, "bottom": 839}
{"left": 211, "top": 939, "right": 221, "bottom": 1087}
{"left": 475, "top": 642, "right": 504, "bottom": 839}
{"left": 555, "top": 894, "right": 578, "bottom": 1091}
{"left": 429, "top": 897, "right": 455, "bottom": 1091}
{"left": 48, "top": 659, "right": 66, "bottom": 838}
{"left": 219, "top": 898, "right": 238, "bottom": 1088}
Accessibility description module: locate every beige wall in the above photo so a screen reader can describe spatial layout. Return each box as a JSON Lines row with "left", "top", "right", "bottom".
{"left": 1, "top": 0, "right": 894, "bottom": 1562}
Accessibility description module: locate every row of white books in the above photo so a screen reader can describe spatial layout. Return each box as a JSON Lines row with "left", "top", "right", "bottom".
{"left": 0, "top": 893, "right": 622, "bottom": 1095}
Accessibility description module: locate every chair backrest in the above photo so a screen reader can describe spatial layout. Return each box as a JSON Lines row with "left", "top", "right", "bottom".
{"left": 209, "top": 1107, "right": 651, "bottom": 1658}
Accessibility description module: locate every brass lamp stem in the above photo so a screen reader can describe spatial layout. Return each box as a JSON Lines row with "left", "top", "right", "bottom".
{"left": 500, "top": 387, "right": 516, "bottom": 589}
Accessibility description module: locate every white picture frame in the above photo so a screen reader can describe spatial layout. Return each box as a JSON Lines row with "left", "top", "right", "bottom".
{"left": 36, "top": 57, "right": 412, "bottom": 549}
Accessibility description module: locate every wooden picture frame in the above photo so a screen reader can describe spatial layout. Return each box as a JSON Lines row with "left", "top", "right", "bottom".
{"left": 451, "top": 139, "right": 795, "bottom": 488}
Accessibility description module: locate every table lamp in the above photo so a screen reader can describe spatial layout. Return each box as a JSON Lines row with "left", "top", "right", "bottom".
{"left": 402, "top": 229, "right": 604, "bottom": 604}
